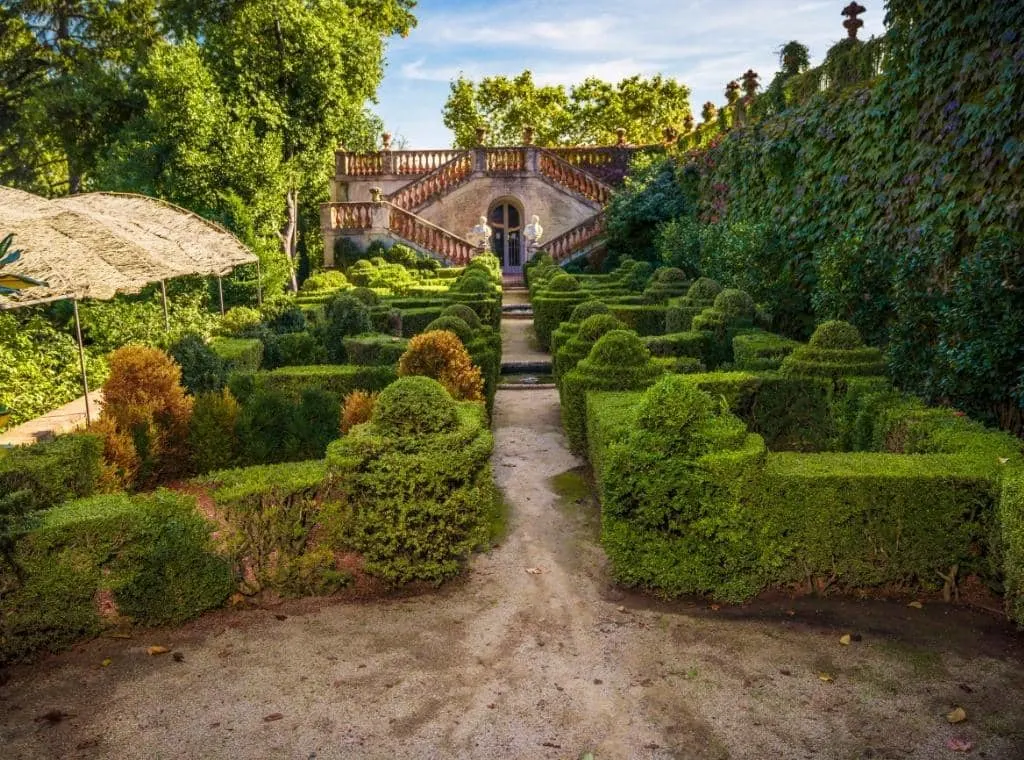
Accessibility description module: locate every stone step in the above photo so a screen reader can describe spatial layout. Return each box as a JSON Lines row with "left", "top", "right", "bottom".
{"left": 501, "top": 360, "right": 552, "bottom": 374}
{"left": 502, "top": 312, "right": 534, "bottom": 321}
{"left": 497, "top": 383, "right": 557, "bottom": 391}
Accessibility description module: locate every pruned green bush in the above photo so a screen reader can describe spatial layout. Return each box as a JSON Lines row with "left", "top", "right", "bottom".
{"left": 441, "top": 303, "right": 483, "bottom": 330}
{"left": 323, "top": 293, "right": 373, "bottom": 362}
{"left": 326, "top": 384, "right": 500, "bottom": 585}
{"left": 560, "top": 330, "right": 664, "bottom": 452}
{"left": 642, "top": 332, "right": 711, "bottom": 364}
{"left": 342, "top": 334, "right": 409, "bottom": 366}
{"left": 209, "top": 337, "right": 263, "bottom": 373}
{"left": 235, "top": 388, "right": 302, "bottom": 465}
{"left": 732, "top": 331, "right": 801, "bottom": 371}
{"left": 189, "top": 389, "right": 240, "bottom": 474}
{"left": 219, "top": 306, "right": 262, "bottom": 336}
{"left": 1000, "top": 470, "right": 1024, "bottom": 625}
{"left": 547, "top": 273, "right": 581, "bottom": 292}
{"left": 262, "top": 331, "right": 326, "bottom": 369}
{"left": 424, "top": 315, "right": 475, "bottom": 346}
{"left": 1, "top": 490, "right": 231, "bottom": 662}
{"left": 301, "top": 270, "right": 349, "bottom": 292}
{"left": 782, "top": 321, "right": 886, "bottom": 380}
{"left": 570, "top": 300, "right": 610, "bottom": 323}
{"left": 554, "top": 313, "right": 626, "bottom": 381}
{"left": 170, "top": 334, "right": 228, "bottom": 396}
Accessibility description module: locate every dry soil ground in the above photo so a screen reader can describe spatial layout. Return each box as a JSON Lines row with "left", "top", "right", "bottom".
{"left": 2, "top": 340, "right": 1024, "bottom": 759}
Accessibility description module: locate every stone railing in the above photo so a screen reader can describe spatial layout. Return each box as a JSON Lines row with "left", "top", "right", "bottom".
{"left": 337, "top": 150, "right": 466, "bottom": 177}
{"left": 326, "top": 202, "right": 376, "bottom": 230}
{"left": 538, "top": 150, "right": 613, "bottom": 205}
{"left": 485, "top": 147, "right": 527, "bottom": 173}
{"left": 388, "top": 205, "right": 477, "bottom": 265}
{"left": 546, "top": 147, "right": 643, "bottom": 185}
{"left": 540, "top": 211, "right": 607, "bottom": 262}
{"left": 388, "top": 151, "right": 473, "bottom": 210}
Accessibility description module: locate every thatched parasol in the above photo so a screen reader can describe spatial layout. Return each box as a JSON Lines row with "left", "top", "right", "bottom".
{"left": 0, "top": 186, "right": 262, "bottom": 426}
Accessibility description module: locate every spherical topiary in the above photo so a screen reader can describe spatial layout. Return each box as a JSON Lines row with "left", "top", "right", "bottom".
{"left": 347, "top": 259, "right": 376, "bottom": 286}
{"left": 219, "top": 306, "right": 262, "bottom": 336}
{"left": 808, "top": 320, "right": 865, "bottom": 350}
{"left": 350, "top": 286, "right": 380, "bottom": 307}
{"left": 546, "top": 273, "right": 581, "bottom": 292}
{"left": 454, "top": 272, "right": 493, "bottom": 294}
{"left": 655, "top": 267, "right": 688, "bottom": 283}
{"left": 441, "top": 303, "right": 482, "bottom": 330}
{"left": 385, "top": 243, "right": 417, "bottom": 267}
{"left": 578, "top": 313, "right": 626, "bottom": 342}
{"left": 372, "top": 377, "right": 459, "bottom": 437}
{"left": 624, "top": 262, "right": 654, "bottom": 292}
{"left": 369, "top": 256, "right": 387, "bottom": 267}
{"left": 424, "top": 315, "right": 474, "bottom": 345}
{"left": 713, "top": 288, "right": 756, "bottom": 321}
{"left": 687, "top": 277, "right": 723, "bottom": 302}
{"left": 570, "top": 300, "right": 610, "bottom": 323}
{"left": 301, "top": 270, "right": 348, "bottom": 292}
{"left": 635, "top": 375, "right": 747, "bottom": 456}
{"left": 324, "top": 293, "right": 372, "bottom": 362}
{"left": 588, "top": 329, "right": 652, "bottom": 367}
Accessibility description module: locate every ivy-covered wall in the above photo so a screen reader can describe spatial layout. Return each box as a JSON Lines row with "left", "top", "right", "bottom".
{"left": 679, "top": 1, "right": 1023, "bottom": 432}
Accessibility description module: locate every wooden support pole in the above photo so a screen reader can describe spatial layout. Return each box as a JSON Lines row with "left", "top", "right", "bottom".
{"left": 160, "top": 280, "right": 169, "bottom": 331}
{"left": 73, "top": 300, "right": 91, "bottom": 427}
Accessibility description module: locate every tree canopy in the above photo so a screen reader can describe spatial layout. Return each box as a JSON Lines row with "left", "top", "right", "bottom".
{"left": 442, "top": 70, "right": 691, "bottom": 148}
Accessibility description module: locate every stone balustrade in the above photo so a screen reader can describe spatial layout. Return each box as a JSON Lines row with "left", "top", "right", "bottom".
{"left": 539, "top": 211, "right": 607, "bottom": 262}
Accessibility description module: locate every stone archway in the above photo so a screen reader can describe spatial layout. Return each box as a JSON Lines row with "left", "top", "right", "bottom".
{"left": 487, "top": 197, "right": 524, "bottom": 276}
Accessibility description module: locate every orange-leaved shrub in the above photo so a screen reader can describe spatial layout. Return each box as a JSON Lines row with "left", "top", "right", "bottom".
{"left": 99, "top": 345, "right": 193, "bottom": 489}
{"left": 341, "top": 390, "right": 378, "bottom": 434}
{"left": 397, "top": 330, "right": 484, "bottom": 402}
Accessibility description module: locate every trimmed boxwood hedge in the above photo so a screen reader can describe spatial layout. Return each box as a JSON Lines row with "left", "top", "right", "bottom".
{"left": 400, "top": 306, "right": 447, "bottom": 337}
{"left": 0, "top": 433, "right": 102, "bottom": 519}
{"left": 1, "top": 490, "right": 232, "bottom": 663}
{"left": 343, "top": 333, "right": 409, "bottom": 366}
{"left": 607, "top": 305, "right": 669, "bottom": 336}
{"left": 209, "top": 337, "right": 264, "bottom": 373}
{"left": 230, "top": 364, "right": 396, "bottom": 404}
{"left": 732, "top": 331, "right": 800, "bottom": 371}
{"left": 533, "top": 292, "right": 590, "bottom": 349}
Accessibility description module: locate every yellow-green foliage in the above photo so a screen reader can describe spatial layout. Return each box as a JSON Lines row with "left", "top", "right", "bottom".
{"left": 1, "top": 490, "right": 231, "bottom": 662}
{"left": 326, "top": 377, "right": 499, "bottom": 585}
{"left": 398, "top": 330, "right": 484, "bottom": 402}
{"left": 1000, "top": 470, "right": 1024, "bottom": 625}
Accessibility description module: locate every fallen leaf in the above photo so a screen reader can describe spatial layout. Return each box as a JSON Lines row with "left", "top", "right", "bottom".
{"left": 839, "top": 634, "right": 851, "bottom": 646}
{"left": 946, "top": 737, "right": 973, "bottom": 752}
{"left": 818, "top": 672, "right": 834, "bottom": 683}
{"left": 147, "top": 645, "right": 170, "bottom": 656}
{"left": 998, "top": 457, "right": 1010, "bottom": 465}
{"left": 263, "top": 713, "right": 284, "bottom": 722}
{"left": 709, "top": 604, "right": 721, "bottom": 611}
{"left": 172, "top": 652, "right": 185, "bottom": 662}
{"left": 525, "top": 567, "right": 544, "bottom": 575}
{"left": 908, "top": 601, "right": 923, "bottom": 609}
{"left": 101, "top": 658, "right": 112, "bottom": 667}
{"left": 946, "top": 706, "right": 967, "bottom": 724}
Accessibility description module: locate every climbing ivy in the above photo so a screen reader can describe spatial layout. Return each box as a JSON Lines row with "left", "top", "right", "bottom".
{"left": 678, "top": 0, "right": 1024, "bottom": 431}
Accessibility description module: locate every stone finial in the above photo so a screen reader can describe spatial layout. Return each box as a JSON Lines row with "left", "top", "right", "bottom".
{"left": 523, "top": 125, "right": 535, "bottom": 145}
{"left": 725, "top": 80, "right": 741, "bottom": 105}
{"left": 615, "top": 127, "right": 627, "bottom": 146}
{"left": 381, "top": 132, "right": 392, "bottom": 150}
{"left": 683, "top": 113, "right": 695, "bottom": 132}
{"left": 741, "top": 69, "right": 760, "bottom": 99}
{"left": 370, "top": 187, "right": 383, "bottom": 203}
{"left": 701, "top": 102, "right": 717, "bottom": 123}
{"left": 475, "top": 126, "right": 487, "bottom": 146}
{"left": 842, "top": 2, "right": 866, "bottom": 39}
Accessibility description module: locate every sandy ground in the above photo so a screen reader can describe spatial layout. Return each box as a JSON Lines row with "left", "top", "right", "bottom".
{"left": 3, "top": 315, "right": 1024, "bottom": 758}
{"left": 501, "top": 319, "right": 548, "bottom": 365}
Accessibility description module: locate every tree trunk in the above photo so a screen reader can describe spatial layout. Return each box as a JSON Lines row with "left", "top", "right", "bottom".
{"left": 278, "top": 187, "right": 299, "bottom": 292}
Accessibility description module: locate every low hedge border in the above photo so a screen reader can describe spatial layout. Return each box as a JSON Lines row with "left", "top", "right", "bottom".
{"left": 229, "top": 364, "right": 396, "bottom": 404}
{"left": 209, "top": 337, "right": 264, "bottom": 373}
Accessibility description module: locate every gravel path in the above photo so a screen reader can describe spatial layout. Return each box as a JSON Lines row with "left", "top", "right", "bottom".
{"left": 3, "top": 319, "right": 1024, "bottom": 758}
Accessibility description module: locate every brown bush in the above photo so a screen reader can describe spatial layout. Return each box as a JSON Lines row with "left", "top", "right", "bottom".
{"left": 341, "top": 390, "right": 379, "bottom": 434}
{"left": 397, "top": 330, "right": 484, "bottom": 402}
{"left": 99, "top": 345, "right": 193, "bottom": 488}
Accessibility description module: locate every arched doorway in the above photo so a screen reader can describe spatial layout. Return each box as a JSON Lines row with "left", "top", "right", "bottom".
{"left": 488, "top": 199, "right": 523, "bottom": 276}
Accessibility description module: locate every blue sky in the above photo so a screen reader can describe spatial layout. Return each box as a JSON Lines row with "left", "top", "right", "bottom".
{"left": 374, "top": 0, "right": 887, "bottom": 147}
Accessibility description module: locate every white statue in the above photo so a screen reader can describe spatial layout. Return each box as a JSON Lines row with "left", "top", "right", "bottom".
{"left": 524, "top": 215, "right": 544, "bottom": 247}
{"left": 468, "top": 215, "right": 492, "bottom": 250}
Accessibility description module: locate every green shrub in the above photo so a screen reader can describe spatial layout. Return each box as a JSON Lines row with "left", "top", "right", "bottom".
{"left": 323, "top": 293, "right": 373, "bottom": 362}
{"left": 209, "top": 337, "right": 263, "bottom": 373}
{"left": 554, "top": 313, "right": 626, "bottom": 380}
{"left": 347, "top": 259, "right": 376, "bottom": 287}
{"left": 1, "top": 490, "right": 231, "bottom": 662}
{"left": 642, "top": 332, "right": 711, "bottom": 363}
{"left": 170, "top": 334, "right": 228, "bottom": 395}
{"left": 732, "top": 332, "right": 801, "bottom": 371}
{"left": 189, "top": 389, "right": 240, "bottom": 474}
{"left": 547, "top": 273, "right": 581, "bottom": 292}
{"left": 532, "top": 292, "right": 590, "bottom": 349}
{"left": 781, "top": 321, "right": 886, "bottom": 380}
{"left": 400, "top": 306, "right": 446, "bottom": 337}
{"left": 623, "top": 261, "right": 655, "bottom": 292}
{"left": 326, "top": 397, "right": 499, "bottom": 585}
{"left": 441, "top": 303, "right": 483, "bottom": 330}
{"left": 236, "top": 389, "right": 301, "bottom": 465}
{"left": 664, "top": 278, "right": 723, "bottom": 332}
{"left": 342, "top": 334, "right": 409, "bottom": 366}
{"left": 688, "top": 277, "right": 724, "bottom": 303}
{"left": 350, "top": 286, "right": 380, "bottom": 307}
{"left": 424, "top": 315, "right": 475, "bottom": 346}
{"left": 1000, "top": 470, "right": 1024, "bottom": 625}
{"left": 219, "top": 306, "right": 262, "bottom": 336}
{"left": 241, "top": 364, "right": 397, "bottom": 401}
{"left": 560, "top": 330, "right": 664, "bottom": 452}
{"left": 296, "top": 387, "right": 342, "bottom": 460}
{"left": 607, "top": 305, "right": 669, "bottom": 336}
{"left": 200, "top": 460, "right": 343, "bottom": 597}
{"left": 570, "top": 300, "right": 610, "bottom": 323}
{"left": 0, "top": 434, "right": 103, "bottom": 542}
{"left": 262, "top": 331, "right": 326, "bottom": 369}
{"left": 301, "top": 269, "right": 349, "bottom": 292}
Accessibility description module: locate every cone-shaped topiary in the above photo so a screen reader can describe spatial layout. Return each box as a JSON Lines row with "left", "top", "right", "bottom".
{"left": 372, "top": 376, "right": 460, "bottom": 436}
{"left": 560, "top": 329, "right": 664, "bottom": 452}
{"left": 441, "top": 303, "right": 483, "bottom": 330}
{"left": 692, "top": 288, "right": 756, "bottom": 332}
{"left": 781, "top": 320, "right": 886, "bottom": 379}
{"left": 554, "top": 313, "right": 626, "bottom": 381}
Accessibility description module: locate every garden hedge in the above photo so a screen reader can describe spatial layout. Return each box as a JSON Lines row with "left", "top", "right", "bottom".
{"left": 533, "top": 292, "right": 591, "bottom": 349}
{"left": 0, "top": 433, "right": 102, "bottom": 520}
{"left": 209, "top": 337, "right": 263, "bottom": 373}
{"left": 732, "top": 332, "right": 800, "bottom": 371}
{"left": 607, "top": 305, "right": 669, "bottom": 337}
{"left": 231, "top": 364, "right": 396, "bottom": 403}
{"left": 1, "top": 490, "right": 231, "bottom": 662}
{"left": 343, "top": 334, "right": 409, "bottom": 366}
{"left": 325, "top": 378, "right": 500, "bottom": 584}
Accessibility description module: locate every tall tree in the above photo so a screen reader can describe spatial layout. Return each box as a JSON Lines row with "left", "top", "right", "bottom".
{"left": 443, "top": 71, "right": 692, "bottom": 148}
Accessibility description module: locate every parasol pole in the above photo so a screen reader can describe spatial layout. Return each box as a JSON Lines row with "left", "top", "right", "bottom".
{"left": 73, "top": 299, "right": 91, "bottom": 427}
{"left": 160, "top": 280, "right": 169, "bottom": 331}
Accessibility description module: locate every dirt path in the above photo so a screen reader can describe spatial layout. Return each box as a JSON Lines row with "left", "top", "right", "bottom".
{"left": 3, "top": 318, "right": 1024, "bottom": 758}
